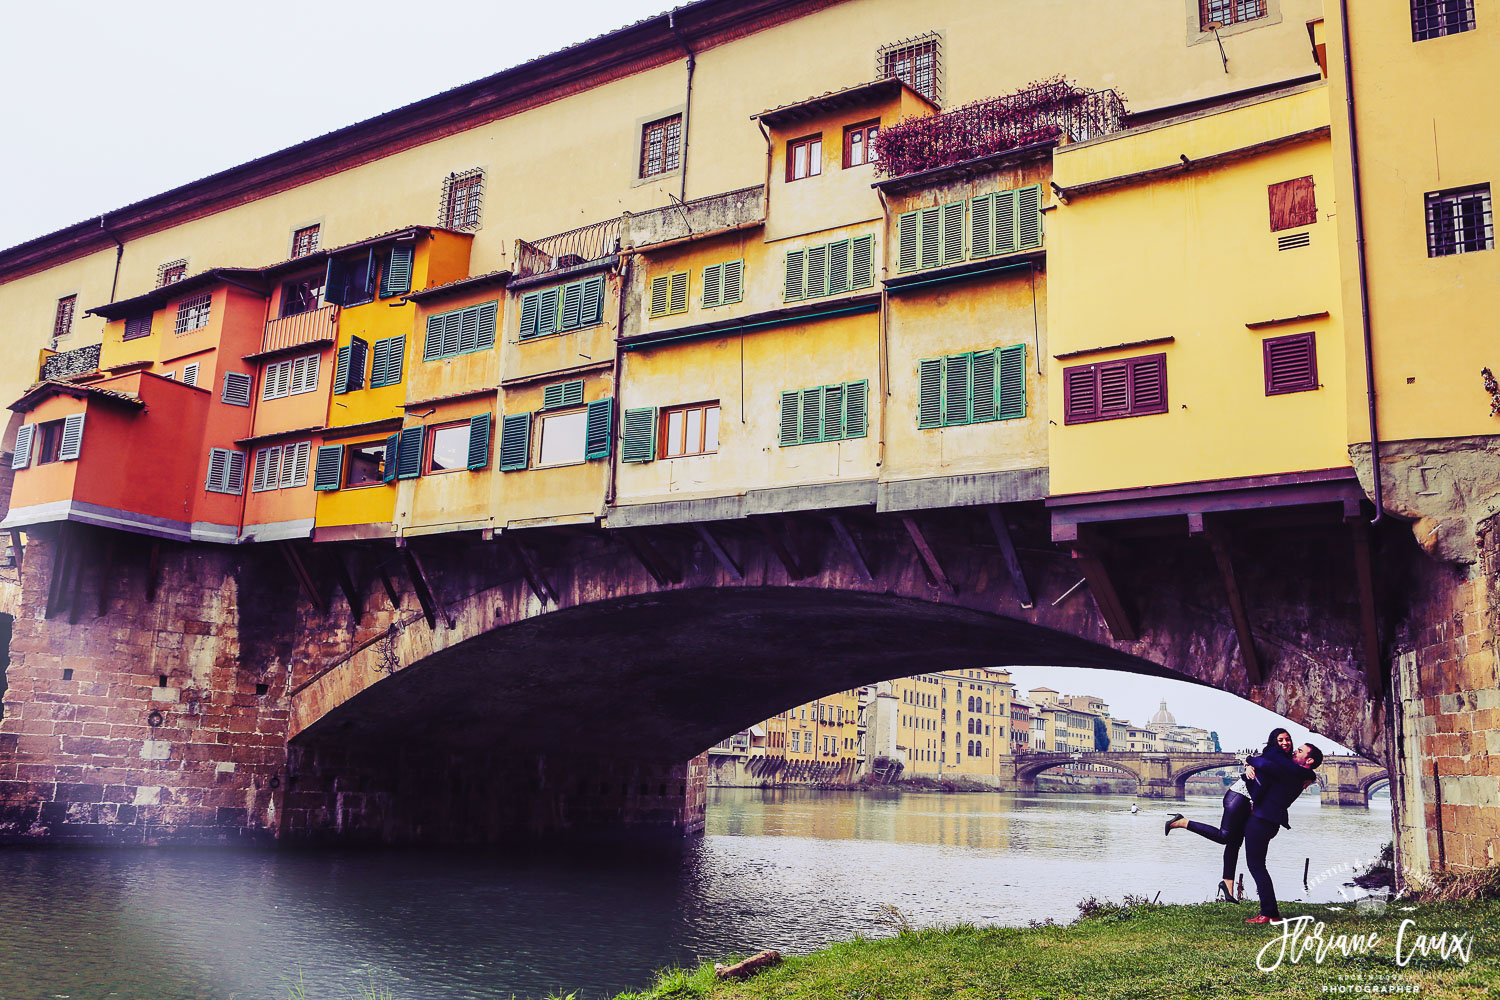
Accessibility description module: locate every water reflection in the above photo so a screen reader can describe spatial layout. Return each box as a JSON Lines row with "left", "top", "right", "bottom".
{"left": 0, "top": 789, "right": 1391, "bottom": 1000}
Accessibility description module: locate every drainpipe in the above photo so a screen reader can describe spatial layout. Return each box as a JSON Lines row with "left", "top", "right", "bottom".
{"left": 875, "top": 187, "right": 893, "bottom": 472}
{"left": 1339, "top": 0, "right": 1383, "bottom": 524}
{"left": 668, "top": 9, "right": 695, "bottom": 205}
{"left": 101, "top": 216, "right": 123, "bottom": 303}
{"left": 605, "top": 251, "right": 632, "bottom": 508}
{"left": 757, "top": 120, "right": 773, "bottom": 219}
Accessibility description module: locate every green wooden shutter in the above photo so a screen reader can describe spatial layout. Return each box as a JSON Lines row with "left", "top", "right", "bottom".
{"left": 333, "top": 344, "right": 351, "bottom": 394}
{"left": 382, "top": 432, "right": 400, "bottom": 483}
{"left": 58, "top": 413, "right": 86, "bottom": 461}
{"left": 650, "top": 275, "right": 672, "bottom": 317}
{"left": 822, "top": 383, "right": 844, "bottom": 440}
{"left": 347, "top": 337, "right": 367, "bottom": 391}
{"left": 423, "top": 315, "right": 444, "bottom": 361}
{"left": 942, "top": 202, "right": 965, "bottom": 265}
{"left": 442, "top": 312, "right": 464, "bottom": 357}
{"left": 467, "top": 413, "right": 492, "bottom": 470}
{"left": 585, "top": 398, "right": 613, "bottom": 459}
{"left": 543, "top": 379, "right": 584, "bottom": 410}
{"left": 476, "top": 301, "right": 498, "bottom": 350}
{"left": 898, "top": 211, "right": 920, "bottom": 272}
{"left": 917, "top": 357, "right": 943, "bottom": 429}
{"left": 971, "top": 193, "right": 994, "bottom": 258}
{"left": 669, "top": 271, "right": 689, "bottom": 314}
{"left": 498, "top": 413, "right": 532, "bottom": 471}
{"left": 784, "top": 249, "right": 805, "bottom": 301}
{"left": 997, "top": 344, "right": 1027, "bottom": 419}
{"left": 371, "top": 336, "right": 404, "bottom": 387}
{"left": 827, "top": 240, "right": 851, "bottom": 294}
{"left": 368, "top": 339, "right": 388, "bottom": 387}
{"left": 397, "top": 426, "right": 424, "bottom": 479}
{"left": 944, "top": 354, "right": 972, "bottom": 426}
{"left": 778, "top": 391, "right": 800, "bottom": 446}
{"left": 805, "top": 244, "right": 828, "bottom": 299}
{"left": 11, "top": 425, "right": 33, "bottom": 469}
{"left": 1016, "top": 184, "right": 1043, "bottom": 250}
{"left": 621, "top": 407, "right": 657, "bottom": 463}
{"left": 995, "top": 190, "right": 1018, "bottom": 254}
{"left": 722, "top": 260, "right": 744, "bottom": 303}
{"left": 920, "top": 206, "right": 942, "bottom": 270}
{"left": 519, "top": 292, "right": 540, "bottom": 339}
{"left": 580, "top": 275, "right": 605, "bottom": 325}
{"left": 383, "top": 245, "right": 414, "bottom": 296}
{"left": 313, "top": 445, "right": 343, "bottom": 491}
{"left": 844, "top": 380, "right": 868, "bottom": 439}
{"left": 970, "top": 348, "right": 997, "bottom": 423}
{"left": 702, "top": 263, "right": 722, "bottom": 307}
{"left": 851, "top": 235, "right": 874, "bottom": 288}
{"left": 536, "top": 288, "right": 559, "bottom": 336}
{"left": 560, "top": 280, "right": 583, "bottom": 330}
{"left": 458, "top": 306, "right": 481, "bottom": 353}
{"left": 800, "top": 387, "right": 823, "bottom": 443}
{"left": 323, "top": 257, "right": 348, "bottom": 307}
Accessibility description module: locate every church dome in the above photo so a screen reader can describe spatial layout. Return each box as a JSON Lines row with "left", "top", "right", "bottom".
{"left": 1149, "top": 699, "right": 1176, "bottom": 725}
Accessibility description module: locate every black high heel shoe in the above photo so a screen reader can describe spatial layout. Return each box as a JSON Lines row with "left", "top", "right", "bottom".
{"left": 1164, "top": 813, "right": 1183, "bottom": 836}
{"left": 1216, "top": 881, "right": 1236, "bottom": 902}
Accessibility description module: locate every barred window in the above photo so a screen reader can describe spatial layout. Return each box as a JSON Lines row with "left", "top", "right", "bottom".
{"left": 291, "top": 224, "right": 321, "bottom": 257}
{"left": 1412, "top": 0, "right": 1476, "bottom": 40}
{"left": 639, "top": 115, "right": 682, "bottom": 178}
{"left": 878, "top": 33, "right": 942, "bottom": 104}
{"left": 157, "top": 259, "right": 188, "bottom": 287}
{"left": 174, "top": 292, "right": 213, "bottom": 334}
{"left": 1426, "top": 184, "right": 1493, "bottom": 257}
{"left": 53, "top": 295, "right": 76, "bottom": 340}
{"left": 1200, "top": 0, "right": 1267, "bottom": 29}
{"left": 439, "top": 169, "right": 484, "bottom": 230}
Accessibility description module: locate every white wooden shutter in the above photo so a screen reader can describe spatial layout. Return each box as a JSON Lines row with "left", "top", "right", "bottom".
{"left": 11, "top": 425, "right": 34, "bottom": 469}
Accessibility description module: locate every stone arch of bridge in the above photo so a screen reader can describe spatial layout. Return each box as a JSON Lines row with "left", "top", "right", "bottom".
{"left": 1359, "top": 771, "right": 1392, "bottom": 804}
{"left": 1014, "top": 756, "right": 1144, "bottom": 785}
{"left": 1169, "top": 758, "right": 1246, "bottom": 798}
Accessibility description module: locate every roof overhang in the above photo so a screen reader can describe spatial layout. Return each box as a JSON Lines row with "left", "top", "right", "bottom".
{"left": 10, "top": 380, "right": 145, "bottom": 413}
{"left": 753, "top": 77, "right": 936, "bottom": 129}
{"left": 87, "top": 268, "right": 263, "bottom": 320}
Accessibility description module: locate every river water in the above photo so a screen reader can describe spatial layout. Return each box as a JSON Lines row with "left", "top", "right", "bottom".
{"left": 0, "top": 788, "right": 1391, "bottom": 1000}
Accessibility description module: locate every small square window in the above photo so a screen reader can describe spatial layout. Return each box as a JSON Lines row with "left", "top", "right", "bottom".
{"left": 425, "top": 422, "right": 471, "bottom": 474}
{"left": 1412, "top": 0, "right": 1475, "bottom": 40}
{"left": 1199, "top": 0, "right": 1266, "bottom": 29}
{"left": 440, "top": 169, "right": 484, "bottom": 230}
{"left": 291, "top": 225, "right": 321, "bottom": 258}
{"left": 1264, "top": 333, "right": 1318, "bottom": 395}
{"left": 175, "top": 292, "right": 213, "bottom": 334}
{"left": 1426, "top": 184, "right": 1493, "bottom": 257}
{"left": 345, "top": 441, "right": 388, "bottom": 487}
{"left": 35, "top": 420, "right": 65, "bottom": 465}
{"left": 123, "top": 313, "right": 153, "bottom": 341}
{"left": 640, "top": 115, "right": 683, "bottom": 178}
{"left": 53, "top": 295, "right": 76, "bottom": 341}
{"left": 786, "top": 134, "right": 823, "bottom": 182}
{"left": 843, "top": 121, "right": 880, "bottom": 168}
{"left": 660, "top": 402, "right": 720, "bottom": 458}
{"left": 157, "top": 260, "right": 188, "bottom": 287}
{"left": 879, "top": 34, "right": 941, "bottom": 103}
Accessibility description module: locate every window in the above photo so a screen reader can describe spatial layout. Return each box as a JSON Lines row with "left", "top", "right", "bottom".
{"left": 639, "top": 115, "right": 683, "bottom": 178}
{"left": 334, "top": 337, "right": 367, "bottom": 395}
{"left": 1426, "top": 184, "right": 1493, "bottom": 257}
{"left": 424, "top": 300, "right": 499, "bottom": 359}
{"left": 777, "top": 380, "right": 869, "bottom": 446}
{"left": 1268, "top": 177, "right": 1317, "bottom": 232}
{"left": 53, "top": 295, "right": 76, "bottom": 341}
{"left": 181, "top": 362, "right": 200, "bottom": 388}
{"left": 520, "top": 277, "right": 605, "bottom": 338}
{"left": 175, "top": 292, "right": 212, "bottom": 334}
{"left": 427, "top": 422, "right": 475, "bottom": 474}
{"left": 221, "top": 371, "right": 253, "bottom": 407}
{"left": 701, "top": 261, "right": 743, "bottom": 308}
{"left": 968, "top": 187, "right": 1044, "bottom": 261}
{"left": 1264, "top": 332, "right": 1318, "bottom": 395}
{"left": 784, "top": 234, "right": 875, "bottom": 301}
{"left": 369, "top": 336, "right": 406, "bottom": 388}
{"left": 661, "top": 402, "right": 720, "bottom": 458}
{"left": 440, "top": 169, "right": 485, "bottom": 230}
{"left": 538, "top": 410, "right": 589, "bottom": 467}
{"left": 325, "top": 252, "right": 379, "bottom": 308}
{"left": 262, "top": 354, "right": 320, "bottom": 400}
{"left": 204, "top": 448, "right": 247, "bottom": 495}
{"left": 123, "top": 313, "right": 153, "bottom": 341}
{"left": 878, "top": 34, "right": 941, "bottom": 103}
{"left": 787, "top": 134, "right": 823, "bottom": 181}
{"left": 251, "top": 441, "right": 311, "bottom": 492}
{"left": 280, "top": 276, "right": 325, "bottom": 318}
{"left": 1199, "top": 0, "right": 1266, "bottom": 29}
{"left": 917, "top": 345, "right": 1027, "bottom": 428}
{"left": 157, "top": 260, "right": 188, "bottom": 287}
{"left": 1413, "top": 0, "right": 1475, "bottom": 39}
{"left": 343, "top": 443, "right": 385, "bottom": 489}
{"left": 844, "top": 121, "right": 880, "bottom": 168}
{"left": 291, "top": 225, "right": 321, "bottom": 257}
{"left": 34, "top": 420, "right": 65, "bottom": 465}
{"left": 648, "top": 272, "right": 689, "bottom": 318}
{"left": 1062, "top": 354, "right": 1169, "bottom": 424}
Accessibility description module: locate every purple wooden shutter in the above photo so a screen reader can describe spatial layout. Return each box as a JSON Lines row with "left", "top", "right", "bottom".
{"left": 1062, "top": 364, "right": 1097, "bottom": 424}
{"left": 1263, "top": 333, "right": 1317, "bottom": 394}
{"left": 1128, "top": 354, "right": 1168, "bottom": 414}
{"left": 1097, "top": 361, "right": 1130, "bottom": 416}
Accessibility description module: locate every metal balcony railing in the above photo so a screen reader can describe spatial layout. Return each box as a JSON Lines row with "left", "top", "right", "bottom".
{"left": 516, "top": 217, "right": 621, "bottom": 280}
{"left": 874, "top": 79, "right": 1126, "bottom": 179}
{"left": 262, "top": 304, "right": 338, "bottom": 354}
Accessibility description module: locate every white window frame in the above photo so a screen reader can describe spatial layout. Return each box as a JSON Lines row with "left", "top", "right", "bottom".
{"left": 175, "top": 292, "right": 213, "bottom": 334}
{"left": 535, "top": 409, "right": 589, "bottom": 468}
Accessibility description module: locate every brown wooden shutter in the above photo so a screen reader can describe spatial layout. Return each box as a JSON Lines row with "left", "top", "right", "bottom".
{"left": 1268, "top": 177, "right": 1317, "bottom": 232}
{"left": 1127, "top": 354, "right": 1168, "bottom": 415}
{"left": 1062, "top": 364, "right": 1097, "bottom": 424}
{"left": 1263, "top": 332, "right": 1318, "bottom": 394}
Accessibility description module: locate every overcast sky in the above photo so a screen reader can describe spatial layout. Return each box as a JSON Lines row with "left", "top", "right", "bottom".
{"left": 0, "top": 3, "right": 1348, "bottom": 756}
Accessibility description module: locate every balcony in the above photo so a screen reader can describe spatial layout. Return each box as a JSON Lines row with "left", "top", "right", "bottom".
{"left": 515, "top": 217, "right": 621, "bottom": 280}
{"left": 622, "top": 185, "right": 765, "bottom": 251}
{"left": 39, "top": 343, "right": 101, "bottom": 382}
{"left": 874, "top": 78, "right": 1126, "bottom": 181}
{"left": 259, "top": 304, "right": 338, "bottom": 356}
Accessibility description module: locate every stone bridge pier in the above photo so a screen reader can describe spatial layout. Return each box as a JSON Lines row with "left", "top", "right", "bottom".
{"left": 1317, "top": 756, "right": 1390, "bottom": 808}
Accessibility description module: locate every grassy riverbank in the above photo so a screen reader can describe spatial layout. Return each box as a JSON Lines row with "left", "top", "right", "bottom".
{"left": 610, "top": 897, "right": 1498, "bottom": 1000}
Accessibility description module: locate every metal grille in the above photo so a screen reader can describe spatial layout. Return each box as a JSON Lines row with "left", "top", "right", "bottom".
{"left": 878, "top": 33, "right": 943, "bottom": 104}
{"left": 52, "top": 295, "right": 76, "bottom": 340}
{"left": 438, "top": 168, "right": 485, "bottom": 231}
{"left": 1413, "top": 0, "right": 1476, "bottom": 39}
{"left": 639, "top": 115, "right": 682, "bottom": 178}
{"left": 1199, "top": 0, "right": 1267, "bottom": 29}
{"left": 515, "top": 217, "right": 621, "bottom": 279}
{"left": 156, "top": 259, "right": 187, "bottom": 287}
{"left": 1426, "top": 185, "right": 1493, "bottom": 257}
{"left": 291, "top": 224, "right": 321, "bottom": 257}
{"left": 174, "top": 291, "right": 213, "bottom": 334}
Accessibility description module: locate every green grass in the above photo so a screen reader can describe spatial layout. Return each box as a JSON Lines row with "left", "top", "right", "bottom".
{"left": 610, "top": 898, "right": 1500, "bottom": 1000}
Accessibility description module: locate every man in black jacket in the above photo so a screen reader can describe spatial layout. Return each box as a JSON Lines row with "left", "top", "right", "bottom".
{"left": 1241, "top": 742, "right": 1323, "bottom": 923}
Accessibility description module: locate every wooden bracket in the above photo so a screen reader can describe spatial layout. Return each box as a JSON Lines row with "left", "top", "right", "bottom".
{"left": 401, "top": 544, "right": 452, "bottom": 628}
{"left": 901, "top": 515, "right": 955, "bottom": 595}
{"left": 329, "top": 546, "right": 363, "bottom": 619}
{"left": 755, "top": 517, "right": 808, "bottom": 581}
{"left": 9, "top": 529, "right": 23, "bottom": 571}
{"left": 375, "top": 558, "right": 402, "bottom": 612}
{"left": 509, "top": 535, "right": 560, "bottom": 604}
{"left": 693, "top": 524, "right": 742, "bottom": 581}
{"left": 1347, "top": 516, "right": 1383, "bottom": 693}
{"left": 985, "top": 505, "right": 1033, "bottom": 608}
{"left": 827, "top": 513, "right": 874, "bottom": 582}
{"left": 278, "top": 542, "right": 329, "bottom": 615}
{"left": 622, "top": 530, "right": 680, "bottom": 586}
{"left": 1070, "top": 531, "right": 1137, "bottom": 641}
{"left": 1199, "top": 517, "right": 1263, "bottom": 685}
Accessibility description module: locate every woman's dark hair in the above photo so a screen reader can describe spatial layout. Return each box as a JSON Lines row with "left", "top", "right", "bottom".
{"left": 1264, "top": 728, "right": 1292, "bottom": 755}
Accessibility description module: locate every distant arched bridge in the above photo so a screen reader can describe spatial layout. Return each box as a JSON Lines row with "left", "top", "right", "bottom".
{"left": 1005, "top": 750, "right": 1387, "bottom": 805}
